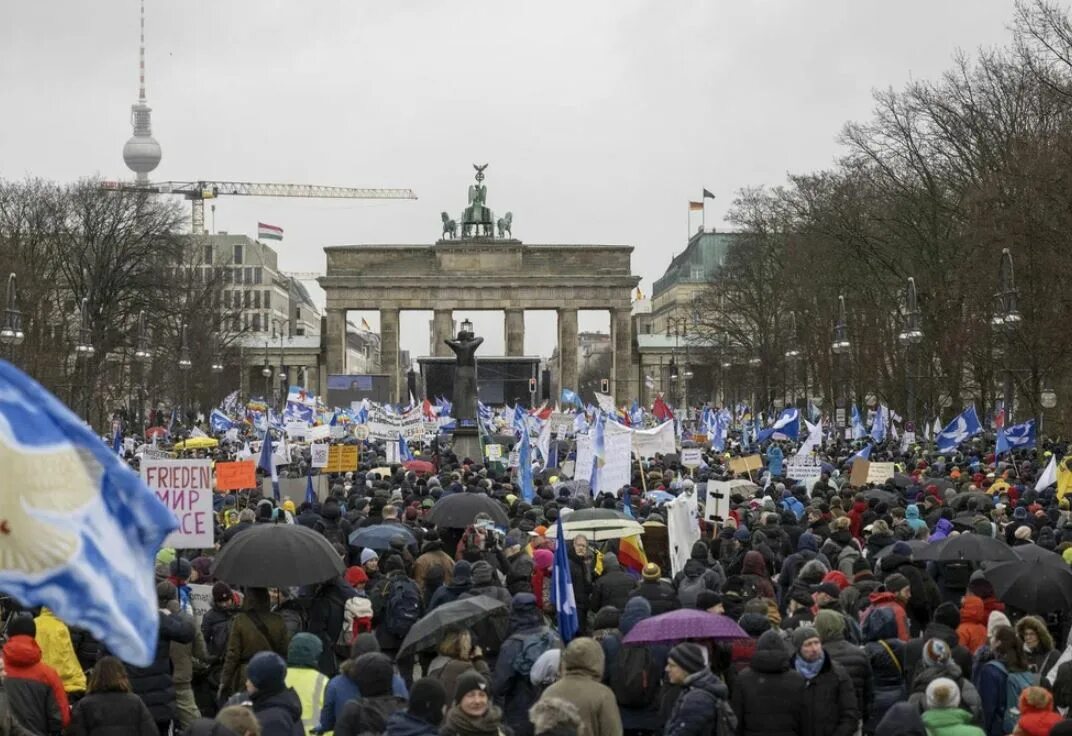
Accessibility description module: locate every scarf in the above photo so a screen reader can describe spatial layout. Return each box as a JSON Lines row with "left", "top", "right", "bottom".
{"left": 444, "top": 705, "right": 505, "bottom": 736}
{"left": 794, "top": 653, "right": 824, "bottom": 680}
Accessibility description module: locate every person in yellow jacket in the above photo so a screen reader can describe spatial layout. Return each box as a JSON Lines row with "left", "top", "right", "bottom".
{"left": 284, "top": 632, "right": 329, "bottom": 733}
{"left": 33, "top": 607, "right": 86, "bottom": 697}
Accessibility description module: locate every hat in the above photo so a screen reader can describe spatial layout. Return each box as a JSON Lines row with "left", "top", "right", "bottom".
{"left": 352, "top": 652, "right": 395, "bottom": 697}
{"left": 668, "top": 642, "right": 709, "bottom": 675}
{"left": 511, "top": 592, "right": 538, "bottom": 612}
{"left": 1014, "top": 506, "right": 1029, "bottom": 520}
{"left": 815, "top": 582, "right": 840, "bottom": 599}
{"left": 287, "top": 632, "right": 323, "bottom": 668}
{"left": 925, "top": 677, "right": 961, "bottom": 709}
{"left": 453, "top": 670, "right": 489, "bottom": 704}
{"left": 345, "top": 566, "right": 369, "bottom": 587}
{"left": 169, "top": 557, "right": 192, "bottom": 580}
{"left": 282, "top": 499, "right": 296, "bottom": 513}
{"left": 453, "top": 560, "right": 472, "bottom": 585}
{"left": 408, "top": 678, "right": 448, "bottom": 727}
{"left": 934, "top": 602, "right": 961, "bottom": 630}
{"left": 642, "top": 562, "right": 661, "bottom": 581}
{"left": 891, "top": 541, "right": 913, "bottom": 558}
{"left": 247, "top": 651, "right": 287, "bottom": 691}
{"left": 695, "top": 591, "right": 722, "bottom": 611}
{"left": 1015, "top": 525, "right": 1033, "bottom": 541}
{"left": 922, "top": 638, "right": 951, "bottom": 667}
{"left": 7, "top": 613, "right": 35, "bottom": 638}
{"left": 504, "top": 531, "right": 523, "bottom": 549}
{"left": 814, "top": 610, "right": 845, "bottom": 642}
{"left": 212, "top": 581, "right": 234, "bottom": 604}
{"left": 987, "top": 610, "right": 1012, "bottom": 638}
{"left": 470, "top": 560, "right": 495, "bottom": 586}
{"left": 734, "top": 528, "right": 751, "bottom": 542}
{"left": 360, "top": 548, "right": 379, "bottom": 564}
{"left": 792, "top": 626, "right": 821, "bottom": 652}
{"left": 884, "top": 573, "right": 911, "bottom": 594}
{"left": 157, "top": 580, "right": 178, "bottom": 603}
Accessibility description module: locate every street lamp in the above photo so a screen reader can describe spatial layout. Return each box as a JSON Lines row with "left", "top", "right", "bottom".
{"left": 133, "top": 311, "right": 151, "bottom": 436}
{"left": 262, "top": 339, "right": 272, "bottom": 398}
{"left": 898, "top": 277, "right": 923, "bottom": 428}
{"left": 0, "top": 273, "right": 24, "bottom": 353}
{"left": 992, "top": 248, "right": 1020, "bottom": 423}
{"left": 831, "top": 295, "right": 851, "bottom": 433}
{"left": 177, "top": 325, "right": 191, "bottom": 427}
{"left": 666, "top": 317, "right": 690, "bottom": 411}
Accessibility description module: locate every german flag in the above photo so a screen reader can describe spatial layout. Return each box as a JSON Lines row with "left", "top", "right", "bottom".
{"left": 688, "top": 201, "right": 703, "bottom": 211}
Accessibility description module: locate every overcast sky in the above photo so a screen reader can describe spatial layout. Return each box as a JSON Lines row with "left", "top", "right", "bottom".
{"left": 1, "top": 1, "right": 1017, "bottom": 360}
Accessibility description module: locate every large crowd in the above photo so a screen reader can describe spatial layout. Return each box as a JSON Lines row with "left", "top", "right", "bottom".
{"left": 2, "top": 412, "right": 1072, "bottom": 736}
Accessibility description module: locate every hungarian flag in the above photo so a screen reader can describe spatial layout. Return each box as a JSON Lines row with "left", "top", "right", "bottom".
{"left": 258, "top": 222, "right": 283, "bottom": 241}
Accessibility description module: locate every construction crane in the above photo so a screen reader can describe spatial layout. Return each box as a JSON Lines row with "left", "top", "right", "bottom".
{"left": 100, "top": 179, "right": 417, "bottom": 233}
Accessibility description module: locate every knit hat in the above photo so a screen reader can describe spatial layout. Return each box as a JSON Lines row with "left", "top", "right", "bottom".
{"left": 169, "top": 557, "right": 192, "bottom": 580}
{"left": 6, "top": 613, "right": 35, "bottom": 638}
{"left": 792, "top": 626, "right": 821, "bottom": 652}
{"left": 933, "top": 602, "right": 960, "bottom": 630}
{"left": 925, "top": 677, "right": 961, "bottom": 709}
{"left": 453, "top": 560, "right": 472, "bottom": 585}
{"left": 642, "top": 562, "right": 661, "bottom": 581}
{"left": 987, "top": 610, "right": 1012, "bottom": 638}
{"left": 212, "top": 581, "right": 234, "bottom": 604}
{"left": 287, "top": 632, "right": 323, "bottom": 668}
{"left": 814, "top": 610, "right": 845, "bottom": 642}
{"left": 884, "top": 573, "right": 911, "bottom": 594}
{"left": 668, "top": 642, "right": 709, "bottom": 675}
{"left": 1015, "top": 525, "right": 1033, "bottom": 541}
{"left": 360, "top": 548, "right": 379, "bottom": 564}
{"left": 408, "top": 678, "right": 448, "bottom": 727}
{"left": 695, "top": 591, "right": 722, "bottom": 611}
{"left": 815, "top": 582, "right": 841, "bottom": 599}
{"left": 157, "top": 580, "right": 178, "bottom": 603}
{"left": 922, "top": 638, "right": 951, "bottom": 667}
{"left": 470, "top": 560, "right": 495, "bottom": 586}
{"left": 453, "top": 670, "right": 489, "bottom": 704}
{"left": 247, "top": 651, "right": 287, "bottom": 691}
{"left": 891, "top": 541, "right": 913, "bottom": 558}
{"left": 345, "top": 566, "right": 369, "bottom": 587}
{"left": 352, "top": 652, "right": 395, "bottom": 698}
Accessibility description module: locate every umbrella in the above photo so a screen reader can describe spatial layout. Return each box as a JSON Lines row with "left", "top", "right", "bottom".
{"left": 145, "top": 426, "right": 168, "bottom": 439}
{"left": 646, "top": 490, "right": 676, "bottom": 504}
{"left": 871, "top": 538, "right": 930, "bottom": 561}
{"left": 397, "top": 595, "right": 509, "bottom": 658}
{"left": 403, "top": 459, "right": 436, "bottom": 475}
{"left": 948, "top": 492, "right": 993, "bottom": 511}
{"left": 349, "top": 524, "right": 418, "bottom": 551}
{"left": 174, "top": 436, "right": 219, "bottom": 450}
{"left": 891, "top": 474, "right": 912, "bottom": 488}
{"left": 914, "top": 534, "right": 1017, "bottom": 563}
{"left": 930, "top": 478, "right": 955, "bottom": 490}
{"left": 559, "top": 509, "right": 644, "bottom": 541}
{"left": 725, "top": 479, "right": 759, "bottom": 494}
{"left": 426, "top": 492, "right": 509, "bottom": 528}
{"left": 862, "top": 489, "right": 898, "bottom": 503}
{"left": 985, "top": 560, "right": 1072, "bottom": 614}
{"left": 622, "top": 609, "right": 747, "bottom": 644}
{"left": 1011, "top": 544, "right": 1066, "bottom": 565}
{"left": 211, "top": 523, "right": 345, "bottom": 587}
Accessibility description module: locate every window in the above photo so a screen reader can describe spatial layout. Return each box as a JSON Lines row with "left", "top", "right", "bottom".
{"left": 245, "top": 267, "right": 252, "bottom": 284}
{"left": 252, "top": 313, "right": 261, "bottom": 332}
{"left": 254, "top": 267, "right": 262, "bottom": 285}
{"left": 233, "top": 244, "right": 243, "bottom": 264}
{"left": 231, "top": 315, "right": 240, "bottom": 332}
{"left": 264, "top": 290, "right": 271, "bottom": 308}
{"left": 690, "top": 266, "right": 704, "bottom": 281}
{"left": 203, "top": 245, "right": 213, "bottom": 265}
{"left": 254, "top": 291, "right": 261, "bottom": 309}
{"left": 223, "top": 268, "right": 232, "bottom": 285}
{"left": 296, "top": 327, "right": 305, "bottom": 336}
{"left": 295, "top": 306, "right": 302, "bottom": 320}
{"left": 243, "top": 290, "right": 251, "bottom": 308}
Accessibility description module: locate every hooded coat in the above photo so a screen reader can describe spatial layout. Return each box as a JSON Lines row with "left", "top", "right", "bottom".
{"left": 664, "top": 668, "right": 730, "bottom": 736}
{"left": 492, "top": 596, "right": 563, "bottom": 736}
{"left": 957, "top": 596, "right": 988, "bottom": 654}
{"left": 540, "top": 638, "right": 621, "bottom": 736}
{"left": 929, "top": 518, "right": 954, "bottom": 542}
{"left": 2, "top": 635, "right": 69, "bottom": 735}
{"left": 250, "top": 685, "right": 305, "bottom": 736}
{"left": 589, "top": 554, "right": 636, "bottom": 613}
{"left": 906, "top": 660, "right": 983, "bottom": 724}
{"left": 741, "top": 551, "right": 776, "bottom": 600}
{"left": 816, "top": 611, "right": 872, "bottom": 718}
{"left": 731, "top": 629, "right": 805, "bottom": 736}
{"left": 68, "top": 690, "right": 158, "bottom": 736}
{"left": 614, "top": 597, "right": 669, "bottom": 732}
{"left": 1012, "top": 686, "right": 1062, "bottom": 736}
{"left": 126, "top": 610, "right": 196, "bottom": 724}
{"left": 921, "top": 708, "right": 986, "bottom": 736}
{"left": 795, "top": 650, "right": 860, "bottom": 736}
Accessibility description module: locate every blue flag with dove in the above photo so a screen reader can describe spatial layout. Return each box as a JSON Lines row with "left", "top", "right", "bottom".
{"left": 936, "top": 406, "right": 983, "bottom": 453}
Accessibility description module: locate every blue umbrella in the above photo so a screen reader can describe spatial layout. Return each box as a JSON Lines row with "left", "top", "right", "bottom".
{"left": 348, "top": 524, "right": 418, "bottom": 551}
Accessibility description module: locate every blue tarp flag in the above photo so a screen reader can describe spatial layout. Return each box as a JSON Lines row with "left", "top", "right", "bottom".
{"left": 997, "top": 419, "right": 1036, "bottom": 455}
{"left": 552, "top": 517, "right": 579, "bottom": 643}
{"left": 258, "top": 429, "right": 280, "bottom": 501}
{"left": 0, "top": 360, "right": 177, "bottom": 667}
{"left": 846, "top": 444, "right": 872, "bottom": 464}
{"left": 112, "top": 422, "right": 122, "bottom": 454}
{"left": 756, "top": 407, "right": 800, "bottom": 443}
{"left": 305, "top": 469, "right": 316, "bottom": 505}
{"left": 870, "top": 404, "right": 888, "bottom": 444}
{"left": 561, "top": 388, "right": 580, "bottom": 407}
{"left": 399, "top": 435, "right": 414, "bottom": 462}
{"left": 851, "top": 405, "right": 868, "bottom": 441}
{"left": 209, "top": 409, "right": 234, "bottom": 434}
{"left": 590, "top": 413, "right": 607, "bottom": 495}
{"left": 936, "top": 405, "right": 983, "bottom": 453}
{"left": 517, "top": 418, "right": 535, "bottom": 504}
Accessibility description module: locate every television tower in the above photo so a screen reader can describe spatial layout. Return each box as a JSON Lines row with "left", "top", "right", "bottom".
{"left": 122, "top": 0, "right": 161, "bottom": 184}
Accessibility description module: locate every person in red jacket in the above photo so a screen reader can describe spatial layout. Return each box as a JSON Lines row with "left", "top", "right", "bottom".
{"left": 2, "top": 614, "right": 69, "bottom": 735}
{"left": 859, "top": 573, "right": 911, "bottom": 641}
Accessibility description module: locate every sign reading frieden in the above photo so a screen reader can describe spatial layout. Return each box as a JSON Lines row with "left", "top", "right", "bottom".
{"left": 141, "top": 459, "right": 214, "bottom": 549}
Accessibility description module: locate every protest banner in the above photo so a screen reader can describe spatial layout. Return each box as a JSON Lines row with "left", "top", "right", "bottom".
{"left": 285, "top": 421, "right": 308, "bottom": 440}
{"left": 631, "top": 421, "right": 676, "bottom": 458}
{"left": 549, "top": 412, "right": 574, "bottom": 436}
{"left": 142, "top": 458, "right": 214, "bottom": 549}
{"left": 215, "top": 460, "right": 256, "bottom": 491}
{"left": 385, "top": 440, "right": 400, "bottom": 464}
{"left": 574, "top": 433, "right": 594, "bottom": 483}
{"left": 310, "top": 443, "right": 329, "bottom": 468}
{"left": 729, "top": 454, "right": 763, "bottom": 474}
{"left": 309, "top": 425, "right": 331, "bottom": 442}
{"left": 599, "top": 424, "right": 633, "bottom": 492}
{"left": 849, "top": 459, "right": 870, "bottom": 487}
{"left": 785, "top": 455, "right": 823, "bottom": 492}
{"left": 508, "top": 450, "right": 520, "bottom": 468}
{"left": 704, "top": 480, "right": 733, "bottom": 522}
{"left": 866, "top": 462, "right": 897, "bottom": 485}
{"left": 681, "top": 448, "right": 703, "bottom": 469}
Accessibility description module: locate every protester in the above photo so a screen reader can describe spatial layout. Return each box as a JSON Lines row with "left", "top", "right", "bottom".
{"left": 220, "top": 588, "right": 290, "bottom": 698}
{"left": 976, "top": 626, "right": 1038, "bottom": 736}
{"left": 539, "top": 637, "right": 621, "bottom": 736}
{"left": 334, "top": 652, "right": 408, "bottom": 736}
{"left": 283, "top": 633, "right": 328, "bottom": 731}
{"left": 243, "top": 651, "right": 303, "bottom": 736}
{"left": 921, "top": 678, "right": 985, "bottom": 736}
{"left": 385, "top": 678, "right": 448, "bottom": 736}
{"left": 32, "top": 607, "right": 86, "bottom": 699}
{"left": 2, "top": 613, "right": 69, "bottom": 734}
{"left": 426, "top": 626, "right": 491, "bottom": 703}
{"left": 68, "top": 655, "right": 157, "bottom": 736}
{"left": 442, "top": 672, "right": 509, "bottom": 736}
{"left": 791, "top": 626, "right": 860, "bottom": 736}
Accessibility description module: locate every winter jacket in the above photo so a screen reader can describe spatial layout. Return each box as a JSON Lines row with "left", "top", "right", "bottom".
{"left": 33, "top": 608, "right": 86, "bottom": 695}
{"left": 732, "top": 630, "right": 806, "bottom": 736}
{"left": 741, "top": 551, "right": 776, "bottom": 599}
{"left": 220, "top": 609, "right": 290, "bottom": 696}
{"left": 616, "top": 597, "right": 670, "bottom": 733}
{"left": 664, "top": 669, "right": 729, "bottom": 736}
{"left": 250, "top": 685, "right": 305, "bottom": 736}
{"left": 426, "top": 656, "right": 491, "bottom": 707}
{"left": 201, "top": 604, "right": 238, "bottom": 659}
{"left": 958, "top": 596, "right": 989, "bottom": 654}
{"left": 904, "top": 622, "right": 974, "bottom": 684}
{"left": 976, "top": 658, "right": 1037, "bottom": 736}
{"left": 629, "top": 579, "right": 680, "bottom": 616}
{"left": 672, "top": 559, "right": 723, "bottom": 609}
{"left": 2, "top": 635, "right": 69, "bottom": 735}
{"left": 413, "top": 545, "right": 455, "bottom": 592}
{"left": 568, "top": 548, "right": 594, "bottom": 619}
{"left": 0, "top": 686, "right": 34, "bottom": 736}
{"left": 427, "top": 580, "right": 472, "bottom": 611}
{"left": 591, "top": 558, "right": 638, "bottom": 612}
{"left": 796, "top": 651, "right": 860, "bottom": 736}
{"left": 862, "top": 608, "right": 906, "bottom": 734}
{"left": 540, "top": 638, "right": 621, "bottom": 736}
{"left": 67, "top": 691, "right": 157, "bottom": 736}
{"left": 385, "top": 711, "right": 441, "bottom": 736}
{"left": 906, "top": 662, "right": 983, "bottom": 724}
{"left": 922, "top": 708, "right": 986, "bottom": 736}
{"left": 505, "top": 551, "right": 535, "bottom": 596}
{"left": 335, "top": 693, "right": 408, "bottom": 736}
{"left": 304, "top": 577, "right": 360, "bottom": 673}
{"left": 1012, "top": 686, "right": 1062, "bottom": 736}
{"left": 125, "top": 610, "right": 195, "bottom": 723}
{"left": 860, "top": 592, "right": 909, "bottom": 642}
{"left": 874, "top": 702, "right": 926, "bottom": 736}
{"left": 822, "top": 638, "right": 872, "bottom": 718}
{"left": 315, "top": 657, "right": 408, "bottom": 734}
{"left": 905, "top": 505, "right": 927, "bottom": 534}
{"left": 878, "top": 556, "right": 940, "bottom": 633}
{"left": 930, "top": 518, "right": 954, "bottom": 542}
{"left": 492, "top": 602, "right": 562, "bottom": 736}
{"left": 169, "top": 606, "right": 210, "bottom": 687}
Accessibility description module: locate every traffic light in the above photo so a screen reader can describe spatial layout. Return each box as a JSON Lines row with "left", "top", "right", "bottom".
{"left": 600, "top": 378, "right": 610, "bottom": 393}
{"left": 528, "top": 377, "right": 537, "bottom": 394}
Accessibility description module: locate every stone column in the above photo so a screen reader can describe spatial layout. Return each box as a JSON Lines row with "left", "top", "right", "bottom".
{"left": 324, "top": 309, "right": 347, "bottom": 378}
{"left": 612, "top": 307, "right": 634, "bottom": 405}
{"left": 557, "top": 308, "right": 578, "bottom": 394}
{"left": 380, "top": 308, "right": 401, "bottom": 402}
{"left": 505, "top": 309, "right": 525, "bottom": 356}
{"left": 432, "top": 309, "right": 454, "bottom": 357}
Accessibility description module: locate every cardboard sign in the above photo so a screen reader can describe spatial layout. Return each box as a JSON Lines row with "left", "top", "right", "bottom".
{"left": 729, "top": 455, "right": 763, "bottom": 474}
{"left": 785, "top": 456, "right": 823, "bottom": 493}
{"left": 324, "top": 445, "right": 359, "bottom": 473}
{"left": 866, "top": 462, "right": 897, "bottom": 485}
{"left": 691, "top": 434, "right": 708, "bottom": 444}
{"left": 681, "top": 448, "right": 703, "bottom": 468}
{"left": 310, "top": 443, "right": 329, "bottom": 468}
{"left": 309, "top": 425, "right": 331, "bottom": 442}
{"left": 142, "top": 459, "right": 214, "bottom": 549}
{"left": 485, "top": 444, "right": 503, "bottom": 460}
{"left": 508, "top": 450, "right": 520, "bottom": 468}
{"left": 187, "top": 583, "right": 213, "bottom": 626}
{"left": 849, "top": 459, "right": 870, "bottom": 487}
{"left": 215, "top": 460, "right": 256, "bottom": 491}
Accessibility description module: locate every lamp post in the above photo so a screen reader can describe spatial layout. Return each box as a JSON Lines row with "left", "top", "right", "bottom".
{"left": 0, "top": 273, "right": 24, "bottom": 360}
{"left": 177, "top": 325, "right": 192, "bottom": 427}
{"left": 134, "top": 311, "right": 151, "bottom": 437}
{"left": 666, "top": 317, "right": 688, "bottom": 413}
{"left": 897, "top": 277, "right": 924, "bottom": 430}
{"left": 75, "top": 297, "right": 95, "bottom": 421}
{"left": 273, "top": 318, "right": 289, "bottom": 410}
{"left": 784, "top": 311, "right": 801, "bottom": 410}
{"left": 1041, "top": 387, "right": 1057, "bottom": 436}
{"left": 831, "top": 295, "right": 851, "bottom": 434}
{"left": 261, "top": 340, "right": 272, "bottom": 399}
{"left": 991, "top": 248, "right": 1021, "bottom": 423}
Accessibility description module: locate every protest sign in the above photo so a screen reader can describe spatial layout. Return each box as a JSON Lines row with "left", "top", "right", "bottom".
{"left": 785, "top": 455, "right": 823, "bottom": 492}
{"left": 574, "top": 433, "right": 594, "bottom": 483}
{"left": 187, "top": 583, "right": 213, "bottom": 626}
{"left": 215, "top": 460, "right": 256, "bottom": 491}
{"left": 485, "top": 444, "right": 503, "bottom": 460}
{"left": 596, "top": 422, "right": 633, "bottom": 492}
{"left": 549, "top": 412, "right": 574, "bottom": 436}
{"left": 866, "top": 462, "right": 897, "bottom": 485}
{"left": 508, "top": 450, "right": 520, "bottom": 468}
{"left": 385, "top": 440, "right": 400, "bottom": 464}
{"left": 631, "top": 421, "right": 676, "bottom": 458}
{"left": 681, "top": 447, "right": 703, "bottom": 468}
{"left": 285, "top": 421, "right": 308, "bottom": 440}
{"left": 142, "top": 459, "right": 214, "bottom": 549}
{"left": 310, "top": 443, "right": 329, "bottom": 468}
{"left": 729, "top": 454, "right": 763, "bottom": 474}
{"left": 309, "top": 425, "right": 331, "bottom": 442}
{"left": 704, "top": 480, "right": 733, "bottom": 522}
{"left": 849, "top": 459, "right": 870, "bottom": 487}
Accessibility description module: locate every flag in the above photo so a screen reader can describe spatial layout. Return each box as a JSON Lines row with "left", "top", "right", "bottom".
{"left": 360, "top": 317, "right": 372, "bottom": 331}
{"left": 932, "top": 416, "right": 943, "bottom": 438}
{"left": 796, "top": 418, "right": 822, "bottom": 457}
{"left": 1037, "top": 454, "right": 1058, "bottom": 491}
{"left": 305, "top": 469, "right": 316, "bottom": 505}
{"left": 617, "top": 534, "right": 647, "bottom": 575}
{"left": 258, "top": 429, "right": 280, "bottom": 500}
{"left": 551, "top": 518, "right": 579, "bottom": 643}
{"left": 210, "top": 409, "right": 234, "bottom": 434}
{"left": 703, "top": 188, "right": 715, "bottom": 199}
{"left": 652, "top": 395, "right": 674, "bottom": 422}
{"left": 399, "top": 435, "right": 414, "bottom": 462}
{"left": 756, "top": 407, "right": 800, "bottom": 443}
{"left": 935, "top": 406, "right": 982, "bottom": 453}
{"left": 547, "top": 439, "right": 559, "bottom": 470}
{"left": 997, "top": 419, "right": 1036, "bottom": 455}
{"left": 621, "top": 487, "right": 634, "bottom": 519}
{"left": 257, "top": 222, "right": 283, "bottom": 241}
{"left": 847, "top": 444, "right": 872, "bottom": 464}
{"left": 590, "top": 413, "right": 607, "bottom": 495}
{"left": 536, "top": 417, "right": 551, "bottom": 465}
{"left": 112, "top": 421, "right": 123, "bottom": 454}
{"left": 630, "top": 400, "right": 644, "bottom": 427}
{"left": 688, "top": 201, "right": 703, "bottom": 211}
{"left": 870, "top": 405, "right": 888, "bottom": 444}
{"left": 807, "top": 401, "right": 822, "bottom": 423}
{"left": 851, "top": 405, "right": 868, "bottom": 441}
{"left": 561, "top": 388, "right": 580, "bottom": 407}
{"left": 0, "top": 360, "right": 178, "bottom": 666}
{"left": 517, "top": 419, "right": 535, "bottom": 504}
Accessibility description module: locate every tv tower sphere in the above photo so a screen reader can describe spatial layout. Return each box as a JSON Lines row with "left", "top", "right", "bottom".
{"left": 123, "top": 100, "right": 162, "bottom": 180}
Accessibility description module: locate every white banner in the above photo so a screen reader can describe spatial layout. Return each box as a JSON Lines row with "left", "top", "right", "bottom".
{"left": 631, "top": 420, "right": 677, "bottom": 458}
{"left": 310, "top": 443, "right": 329, "bottom": 468}
{"left": 309, "top": 425, "right": 331, "bottom": 442}
{"left": 597, "top": 425, "right": 632, "bottom": 494}
{"left": 142, "top": 459, "right": 214, "bottom": 549}
{"left": 785, "top": 455, "right": 823, "bottom": 492}
{"left": 575, "top": 433, "right": 594, "bottom": 483}
{"left": 188, "top": 583, "right": 213, "bottom": 626}
{"left": 549, "top": 412, "right": 574, "bottom": 436}
{"left": 285, "top": 421, "right": 308, "bottom": 439}
{"left": 667, "top": 492, "right": 700, "bottom": 577}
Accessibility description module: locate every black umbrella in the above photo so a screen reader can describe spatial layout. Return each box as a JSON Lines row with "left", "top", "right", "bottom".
{"left": 914, "top": 534, "right": 1017, "bottom": 563}
{"left": 348, "top": 524, "right": 418, "bottom": 551}
{"left": 948, "top": 492, "right": 994, "bottom": 511}
{"left": 211, "top": 523, "right": 345, "bottom": 587}
{"left": 891, "top": 474, "right": 912, "bottom": 489}
{"left": 985, "top": 559, "right": 1072, "bottom": 614}
{"left": 426, "top": 492, "right": 510, "bottom": 528}
{"left": 872, "top": 538, "right": 929, "bottom": 561}
{"left": 862, "top": 489, "right": 898, "bottom": 503}
{"left": 1011, "top": 544, "right": 1066, "bottom": 565}
{"left": 397, "top": 595, "right": 509, "bottom": 658}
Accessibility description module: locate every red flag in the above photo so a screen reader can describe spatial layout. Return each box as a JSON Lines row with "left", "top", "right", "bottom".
{"left": 994, "top": 407, "right": 1005, "bottom": 429}
{"left": 529, "top": 401, "right": 552, "bottom": 421}
{"left": 421, "top": 399, "right": 436, "bottom": 421}
{"left": 652, "top": 395, "right": 673, "bottom": 422}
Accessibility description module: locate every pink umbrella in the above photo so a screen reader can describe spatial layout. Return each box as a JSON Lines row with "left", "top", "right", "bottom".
{"left": 622, "top": 609, "right": 748, "bottom": 644}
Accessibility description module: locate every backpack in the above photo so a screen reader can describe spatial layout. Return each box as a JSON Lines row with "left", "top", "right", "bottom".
{"left": 714, "top": 695, "right": 738, "bottom": 736}
{"left": 612, "top": 644, "right": 661, "bottom": 708}
{"left": 384, "top": 577, "right": 421, "bottom": 638}
{"left": 512, "top": 629, "right": 557, "bottom": 678}
{"left": 317, "top": 520, "right": 347, "bottom": 547}
{"left": 677, "top": 574, "right": 708, "bottom": 609}
{"left": 991, "top": 661, "right": 1039, "bottom": 733}
{"left": 338, "top": 595, "right": 374, "bottom": 650}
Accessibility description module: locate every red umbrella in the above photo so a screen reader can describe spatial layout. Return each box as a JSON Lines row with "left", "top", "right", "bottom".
{"left": 404, "top": 459, "right": 436, "bottom": 475}
{"left": 145, "top": 426, "right": 168, "bottom": 439}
